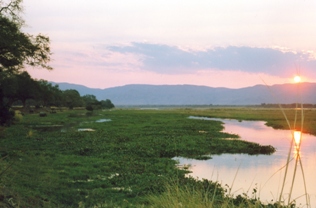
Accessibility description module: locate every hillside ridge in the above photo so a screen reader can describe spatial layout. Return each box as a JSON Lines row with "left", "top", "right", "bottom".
{"left": 52, "top": 82, "right": 316, "bottom": 105}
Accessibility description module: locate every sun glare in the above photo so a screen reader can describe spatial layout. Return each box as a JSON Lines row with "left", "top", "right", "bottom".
{"left": 294, "top": 130, "right": 301, "bottom": 146}
{"left": 294, "top": 75, "right": 301, "bottom": 83}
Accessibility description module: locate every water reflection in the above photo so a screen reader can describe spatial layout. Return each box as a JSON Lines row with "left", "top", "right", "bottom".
{"left": 294, "top": 131, "right": 301, "bottom": 147}
{"left": 293, "top": 130, "right": 302, "bottom": 160}
{"left": 96, "top": 118, "right": 112, "bottom": 123}
{"left": 177, "top": 118, "right": 316, "bottom": 207}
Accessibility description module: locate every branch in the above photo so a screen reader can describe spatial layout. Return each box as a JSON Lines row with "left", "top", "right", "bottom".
{"left": 0, "top": 0, "right": 23, "bottom": 24}
{"left": 0, "top": 0, "right": 15, "bottom": 13}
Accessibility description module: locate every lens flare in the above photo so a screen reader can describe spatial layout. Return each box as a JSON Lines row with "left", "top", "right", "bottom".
{"left": 294, "top": 76, "right": 301, "bottom": 83}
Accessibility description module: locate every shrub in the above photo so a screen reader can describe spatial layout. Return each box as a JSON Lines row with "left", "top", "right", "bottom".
{"left": 14, "top": 110, "right": 23, "bottom": 122}
{"left": 0, "top": 103, "right": 15, "bottom": 126}
{"left": 86, "top": 105, "right": 93, "bottom": 112}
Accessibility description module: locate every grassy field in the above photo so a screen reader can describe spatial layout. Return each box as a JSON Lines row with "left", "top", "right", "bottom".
{"left": 1, "top": 107, "right": 314, "bottom": 207}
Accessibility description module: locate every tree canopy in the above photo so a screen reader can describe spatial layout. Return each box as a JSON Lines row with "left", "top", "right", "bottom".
{"left": 0, "top": 0, "right": 51, "bottom": 73}
{"left": 1, "top": 0, "right": 51, "bottom": 125}
{"left": 101, "top": 99, "right": 115, "bottom": 109}
{"left": 0, "top": 0, "right": 115, "bottom": 126}
{"left": 63, "top": 89, "right": 84, "bottom": 109}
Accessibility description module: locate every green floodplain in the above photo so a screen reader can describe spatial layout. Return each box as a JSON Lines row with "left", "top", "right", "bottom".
{"left": 1, "top": 107, "right": 315, "bottom": 207}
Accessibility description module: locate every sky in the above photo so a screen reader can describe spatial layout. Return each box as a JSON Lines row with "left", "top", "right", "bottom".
{"left": 21, "top": 0, "right": 316, "bottom": 89}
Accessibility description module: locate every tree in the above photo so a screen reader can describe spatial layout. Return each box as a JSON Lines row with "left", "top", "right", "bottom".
{"left": 13, "top": 71, "right": 40, "bottom": 108}
{"left": 101, "top": 99, "right": 115, "bottom": 109}
{"left": 0, "top": 0, "right": 52, "bottom": 125}
{"left": 0, "top": 0, "right": 51, "bottom": 73}
{"left": 82, "top": 94, "right": 102, "bottom": 111}
{"left": 36, "top": 80, "right": 62, "bottom": 107}
{"left": 82, "top": 94, "right": 98, "bottom": 106}
{"left": 62, "top": 90, "right": 84, "bottom": 109}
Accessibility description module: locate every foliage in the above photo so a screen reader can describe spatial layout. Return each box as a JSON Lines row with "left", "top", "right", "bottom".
{"left": 82, "top": 94, "right": 103, "bottom": 111}
{"left": 101, "top": 99, "right": 115, "bottom": 109}
{"left": 0, "top": 104, "right": 14, "bottom": 126}
{"left": 0, "top": 0, "right": 52, "bottom": 125}
{"left": 36, "top": 80, "right": 63, "bottom": 107}
{"left": 82, "top": 94, "right": 98, "bottom": 106}
{"left": 0, "top": 0, "right": 51, "bottom": 73}
{"left": 85, "top": 105, "right": 94, "bottom": 112}
{"left": 12, "top": 71, "right": 40, "bottom": 107}
{"left": 0, "top": 108, "right": 296, "bottom": 207}
{"left": 146, "top": 180, "right": 288, "bottom": 208}
{"left": 62, "top": 89, "right": 83, "bottom": 109}
{"left": 0, "top": 0, "right": 115, "bottom": 126}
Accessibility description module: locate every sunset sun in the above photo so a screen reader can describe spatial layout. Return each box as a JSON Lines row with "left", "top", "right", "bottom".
{"left": 294, "top": 75, "right": 301, "bottom": 83}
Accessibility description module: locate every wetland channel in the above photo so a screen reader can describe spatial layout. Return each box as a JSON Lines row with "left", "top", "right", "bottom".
{"left": 176, "top": 117, "right": 316, "bottom": 207}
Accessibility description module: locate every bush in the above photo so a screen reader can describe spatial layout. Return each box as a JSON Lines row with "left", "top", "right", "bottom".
{"left": 0, "top": 105, "right": 14, "bottom": 126}
{"left": 14, "top": 110, "right": 23, "bottom": 122}
{"left": 86, "top": 105, "right": 93, "bottom": 112}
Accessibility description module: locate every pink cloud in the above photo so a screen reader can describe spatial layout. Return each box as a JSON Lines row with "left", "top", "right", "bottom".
{"left": 26, "top": 42, "right": 316, "bottom": 89}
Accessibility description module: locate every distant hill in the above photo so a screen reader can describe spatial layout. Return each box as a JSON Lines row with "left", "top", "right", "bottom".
{"left": 52, "top": 82, "right": 316, "bottom": 106}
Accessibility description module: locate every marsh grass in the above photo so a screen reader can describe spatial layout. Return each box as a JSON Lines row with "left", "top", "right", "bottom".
{"left": 146, "top": 180, "right": 287, "bottom": 208}
{"left": 146, "top": 182, "right": 220, "bottom": 208}
{"left": 1, "top": 107, "right": 316, "bottom": 207}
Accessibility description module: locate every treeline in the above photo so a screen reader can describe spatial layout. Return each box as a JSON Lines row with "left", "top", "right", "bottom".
{"left": 260, "top": 103, "right": 316, "bottom": 108}
{"left": 1, "top": 71, "right": 114, "bottom": 126}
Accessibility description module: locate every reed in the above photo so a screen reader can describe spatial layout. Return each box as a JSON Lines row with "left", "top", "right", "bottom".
{"left": 262, "top": 72, "right": 310, "bottom": 207}
{"left": 146, "top": 180, "right": 287, "bottom": 208}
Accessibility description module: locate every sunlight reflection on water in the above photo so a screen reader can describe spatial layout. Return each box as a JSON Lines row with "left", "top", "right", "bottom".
{"left": 176, "top": 117, "right": 316, "bottom": 207}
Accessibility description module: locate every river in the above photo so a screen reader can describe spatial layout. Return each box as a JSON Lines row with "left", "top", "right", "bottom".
{"left": 175, "top": 117, "right": 316, "bottom": 207}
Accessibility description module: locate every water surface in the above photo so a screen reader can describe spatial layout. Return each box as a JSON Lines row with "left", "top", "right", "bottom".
{"left": 176, "top": 117, "right": 316, "bottom": 206}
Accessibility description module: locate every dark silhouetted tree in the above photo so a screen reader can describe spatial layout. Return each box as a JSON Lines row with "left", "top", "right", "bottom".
{"left": 0, "top": 0, "right": 52, "bottom": 125}
{"left": 101, "top": 99, "right": 115, "bottom": 109}
{"left": 82, "top": 94, "right": 98, "bottom": 106}
{"left": 36, "top": 80, "right": 62, "bottom": 107}
{"left": 62, "top": 89, "right": 84, "bottom": 109}
{"left": 14, "top": 71, "right": 40, "bottom": 109}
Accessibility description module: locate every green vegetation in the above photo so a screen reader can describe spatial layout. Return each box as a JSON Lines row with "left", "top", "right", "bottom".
{"left": 0, "top": 0, "right": 115, "bottom": 126}
{"left": 1, "top": 107, "right": 309, "bottom": 207}
{"left": 146, "top": 180, "right": 284, "bottom": 208}
{"left": 1, "top": 73, "right": 115, "bottom": 125}
{"left": 0, "top": 1, "right": 312, "bottom": 207}
{"left": 188, "top": 107, "right": 314, "bottom": 134}
{"left": 0, "top": 0, "right": 51, "bottom": 126}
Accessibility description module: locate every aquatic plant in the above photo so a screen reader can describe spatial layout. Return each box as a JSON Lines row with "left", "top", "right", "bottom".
{"left": 1, "top": 105, "right": 316, "bottom": 206}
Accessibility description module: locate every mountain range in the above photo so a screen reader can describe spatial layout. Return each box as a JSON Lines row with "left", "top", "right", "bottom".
{"left": 53, "top": 82, "right": 316, "bottom": 106}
